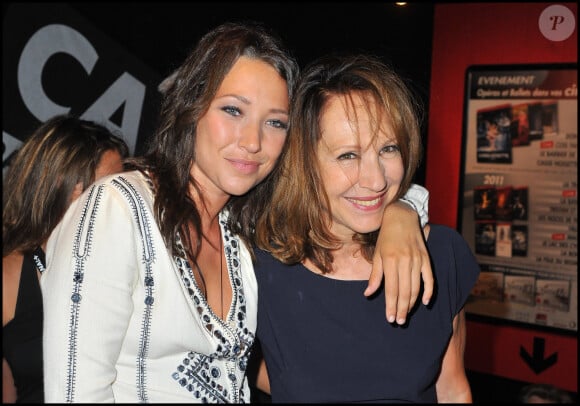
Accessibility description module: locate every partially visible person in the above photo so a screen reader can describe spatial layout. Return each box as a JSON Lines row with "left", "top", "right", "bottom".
{"left": 518, "top": 383, "right": 575, "bottom": 404}
{"left": 41, "top": 22, "right": 432, "bottom": 403}
{"left": 42, "top": 21, "right": 300, "bottom": 404}
{"left": 252, "top": 53, "right": 481, "bottom": 403}
{"left": 2, "top": 115, "right": 128, "bottom": 403}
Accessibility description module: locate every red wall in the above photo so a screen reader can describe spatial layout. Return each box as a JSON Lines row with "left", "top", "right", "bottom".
{"left": 427, "top": 2, "right": 577, "bottom": 392}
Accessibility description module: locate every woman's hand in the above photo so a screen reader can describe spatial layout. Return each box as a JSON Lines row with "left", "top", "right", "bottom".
{"left": 365, "top": 200, "right": 434, "bottom": 324}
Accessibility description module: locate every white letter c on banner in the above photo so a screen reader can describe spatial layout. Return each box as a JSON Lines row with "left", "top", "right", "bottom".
{"left": 17, "top": 24, "right": 98, "bottom": 121}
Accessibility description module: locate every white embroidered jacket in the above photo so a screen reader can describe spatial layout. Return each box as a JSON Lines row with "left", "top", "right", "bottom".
{"left": 42, "top": 171, "right": 258, "bottom": 403}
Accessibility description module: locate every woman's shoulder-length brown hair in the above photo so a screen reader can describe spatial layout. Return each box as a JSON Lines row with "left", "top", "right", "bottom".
{"left": 255, "top": 53, "right": 424, "bottom": 273}
{"left": 3, "top": 114, "right": 129, "bottom": 256}
{"left": 135, "top": 21, "right": 299, "bottom": 262}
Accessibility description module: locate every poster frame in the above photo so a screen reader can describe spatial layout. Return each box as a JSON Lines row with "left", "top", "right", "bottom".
{"left": 458, "top": 63, "right": 578, "bottom": 335}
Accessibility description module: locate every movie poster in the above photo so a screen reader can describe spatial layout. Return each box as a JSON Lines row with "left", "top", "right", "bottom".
{"left": 459, "top": 64, "right": 577, "bottom": 332}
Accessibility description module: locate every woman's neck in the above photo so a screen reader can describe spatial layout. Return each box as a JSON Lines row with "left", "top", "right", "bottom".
{"left": 304, "top": 242, "right": 372, "bottom": 281}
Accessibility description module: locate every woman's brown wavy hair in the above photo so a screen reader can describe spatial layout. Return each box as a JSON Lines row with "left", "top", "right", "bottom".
{"left": 125, "top": 21, "right": 299, "bottom": 262}
{"left": 255, "top": 53, "right": 423, "bottom": 273}
{"left": 3, "top": 115, "right": 129, "bottom": 256}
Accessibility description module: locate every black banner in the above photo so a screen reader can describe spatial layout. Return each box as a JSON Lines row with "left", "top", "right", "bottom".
{"left": 3, "top": 3, "right": 163, "bottom": 168}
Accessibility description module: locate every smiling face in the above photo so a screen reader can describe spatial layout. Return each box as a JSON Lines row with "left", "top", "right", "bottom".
{"left": 317, "top": 92, "right": 404, "bottom": 240}
{"left": 191, "top": 56, "right": 289, "bottom": 203}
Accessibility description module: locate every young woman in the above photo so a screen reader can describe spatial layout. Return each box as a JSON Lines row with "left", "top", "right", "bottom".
{"left": 3, "top": 115, "right": 128, "bottom": 403}
{"left": 253, "top": 54, "right": 481, "bottom": 402}
{"left": 42, "top": 23, "right": 432, "bottom": 403}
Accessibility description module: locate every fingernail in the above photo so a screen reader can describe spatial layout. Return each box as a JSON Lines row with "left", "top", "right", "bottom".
{"left": 397, "top": 318, "right": 406, "bottom": 325}
{"left": 388, "top": 315, "right": 395, "bottom": 323}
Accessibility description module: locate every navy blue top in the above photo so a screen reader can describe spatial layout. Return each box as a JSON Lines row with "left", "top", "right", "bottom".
{"left": 254, "top": 224, "right": 480, "bottom": 403}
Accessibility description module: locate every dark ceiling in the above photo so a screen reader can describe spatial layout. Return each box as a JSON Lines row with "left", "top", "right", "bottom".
{"left": 65, "top": 2, "right": 435, "bottom": 95}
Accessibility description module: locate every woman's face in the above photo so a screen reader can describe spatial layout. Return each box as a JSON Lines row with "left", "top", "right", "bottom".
{"left": 192, "top": 56, "right": 289, "bottom": 202}
{"left": 317, "top": 93, "right": 404, "bottom": 240}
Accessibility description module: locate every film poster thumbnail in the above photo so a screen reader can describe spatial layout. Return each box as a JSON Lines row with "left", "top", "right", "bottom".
{"left": 511, "top": 103, "right": 530, "bottom": 146}
{"left": 474, "top": 186, "right": 497, "bottom": 220}
{"left": 469, "top": 271, "right": 504, "bottom": 302}
{"left": 511, "top": 224, "right": 528, "bottom": 257}
{"left": 541, "top": 101, "right": 559, "bottom": 137}
{"left": 504, "top": 275, "right": 535, "bottom": 306}
{"left": 510, "top": 187, "right": 528, "bottom": 221}
{"left": 475, "top": 221, "right": 496, "bottom": 256}
{"left": 495, "top": 186, "right": 513, "bottom": 221}
{"left": 495, "top": 223, "right": 512, "bottom": 258}
{"left": 476, "top": 104, "right": 513, "bottom": 164}
{"left": 527, "top": 102, "right": 544, "bottom": 141}
{"left": 535, "top": 278, "right": 571, "bottom": 312}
